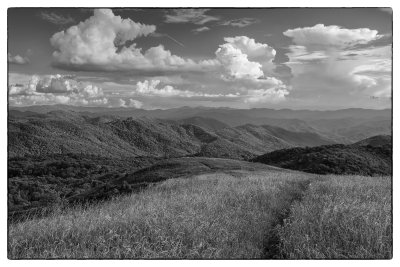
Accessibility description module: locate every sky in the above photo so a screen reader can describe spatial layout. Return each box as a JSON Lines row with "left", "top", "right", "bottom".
{"left": 7, "top": 8, "right": 392, "bottom": 110}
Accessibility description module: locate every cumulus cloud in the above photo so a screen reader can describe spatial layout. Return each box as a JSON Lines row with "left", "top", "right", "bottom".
{"left": 223, "top": 36, "right": 276, "bottom": 63}
{"left": 213, "top": 36, "right": 289, "bottom": 103}
{"left": 165, "top": 9, "right": 219, "bottom": 25}
{"left": 40, "top": 11, "right": 76, "bottom": 25}
{"left": 117, "top": 98, "right": 143, "bottom": 108}
{"left": 216, "top": 42, "right": 264, "bottom": 80}
{"left": 128, "top": 99, "right": 143, "bottom": 108}
{"left": 192, "top": 26, "right": 210, "bottom": 33}
{"left": 8, "top": 53, "right": 29, "bottom": 64}
{"left": 283, "top": 24, "right": 391, "bottom": 101}
{"left": 219, "top": 18, "right": 260, "bottom": 28}
{"left": 134, "top": 80, "right": 239, "bottom": 99}
{"left": 35, "top": 75, "right": 75, "bottom": 94}
{"left": 86, "top": 35, "right": 287, "bottom": 105}
{"left": 283, "top": 24, "right": 381, "bottom": 49}
{"left": 135, "top": 80, "right": 197, "bottom": 97}
{"left": 50, "top": 9, "right": 218, "bottom": 73}
{"left": 245, "top": 87, "right": 289, "bottom": 103}
{"left": 215, "top": 36, "right": 277, "bottom": 79}
{"left": 50, "top": 9, "right": 155, "bottom": 68}
{"left": 7, "top": 74, "right": 131, "bottom": 107}
{"left": 11, "top": 74, "right": 104, "bottom": 99}
{"left": 9, "top": 93, "right": 111, "bottom": 107}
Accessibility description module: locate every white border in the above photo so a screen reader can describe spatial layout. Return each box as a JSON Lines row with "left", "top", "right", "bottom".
{"left": 1, "top": 1, "right": 398, "bottom": 266}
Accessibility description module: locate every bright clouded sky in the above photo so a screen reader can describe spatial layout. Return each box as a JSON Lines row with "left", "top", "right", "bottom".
{"left": 8, "top": 8, "right": 392, "bottom": 109}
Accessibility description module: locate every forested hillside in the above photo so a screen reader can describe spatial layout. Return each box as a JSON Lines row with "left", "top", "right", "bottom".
{"left": 252, "top": 135, "right": 392, "bottom": 176}
{"left": 9, "top": 110, "right": 334, "bottom": 159}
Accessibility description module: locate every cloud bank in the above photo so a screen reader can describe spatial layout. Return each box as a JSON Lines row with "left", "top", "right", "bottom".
{"left": 8, "top": 74, "right": 142, "bottom": 108}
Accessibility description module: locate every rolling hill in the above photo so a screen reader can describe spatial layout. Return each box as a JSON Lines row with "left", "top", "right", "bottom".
{"left": 10, "top": 105, "right": 391, "bottom": 143}
{"left": 8, "top": 110, "right": 334, "bottom": 160}
{"left": 8, "top": 156, "right": 287, "bottom": 220}
{"left": 353, "top": 134, "right": 391, "bottom": 147}
{"left": 252, "top": 135, "right": 392, "bottom": 176}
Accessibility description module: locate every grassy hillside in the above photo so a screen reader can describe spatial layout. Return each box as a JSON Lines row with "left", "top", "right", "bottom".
{"left": 277, "top": 175, "right": 392, "bottom": 259}
{"left": 69, "top": 157, "right": 282, "bottom": 203}
{"left": 8, "top": 169, "right": 313, "bottom": 259}
{"left": 8, "top": 170, "right": 392, "bottom": 259}
{"left": 252, "top": 135, "right": 392, "bottom": 176}
{"left": 8, "top": 157, "right": 279, "bottom": 220}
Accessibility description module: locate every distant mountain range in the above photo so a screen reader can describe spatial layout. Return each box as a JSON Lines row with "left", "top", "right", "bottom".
{"left": 10, "top": 105, "right": 391, "bottom": 144}
{"left": 8, "top": 110, "right": 334, "bottom": 160}
{"left": 252, "top": 135, "right": 392, "bottom": 176}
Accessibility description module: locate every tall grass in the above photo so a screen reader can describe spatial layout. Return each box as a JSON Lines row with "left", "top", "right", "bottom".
{"left": 277, "top": 175, "right": 392, "bottom": 259}
{"left": 8, "top": 170, "right": 312, "bottom": 259}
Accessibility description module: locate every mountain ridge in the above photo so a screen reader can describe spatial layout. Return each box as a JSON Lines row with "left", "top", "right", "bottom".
{"left": 9, "top": 106, "right": 391, "bottom": 143}
{"left": 9, "top": 110, "right": 336, "bottom": 160}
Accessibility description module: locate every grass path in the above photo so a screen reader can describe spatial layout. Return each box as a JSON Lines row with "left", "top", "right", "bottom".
{"left": 9, "top": 169, "right": 313, "bottom": 259}
{"left": 277, "top": 175, "right": 392, "bottom": 259}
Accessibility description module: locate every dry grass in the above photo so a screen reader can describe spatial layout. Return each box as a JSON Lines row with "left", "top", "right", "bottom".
{"left": 277, "top": 175, "right": 392, "bottom": 259}
{"left": 8, "top": 170, "right": 312, "bottom": 259}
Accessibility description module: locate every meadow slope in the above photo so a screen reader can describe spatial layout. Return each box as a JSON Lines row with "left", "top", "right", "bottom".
{"left": 277, "top": 175, "right": 392, "bottom": 259}
{"left": 9, "top": 169, "right": 313, "bottom": 259}
{"left": 8, "top": 168, "right": 392, "bottom": 259}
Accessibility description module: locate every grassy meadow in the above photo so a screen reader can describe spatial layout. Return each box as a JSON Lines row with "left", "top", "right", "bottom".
{"left": 8, "top": 170, "right": 312, "bottom": 259}
{"left": 277, "top": 175, "right": 392, "bottom": 259}
{"left": 8, "top": 169, "right": 392, "bottom": 259}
